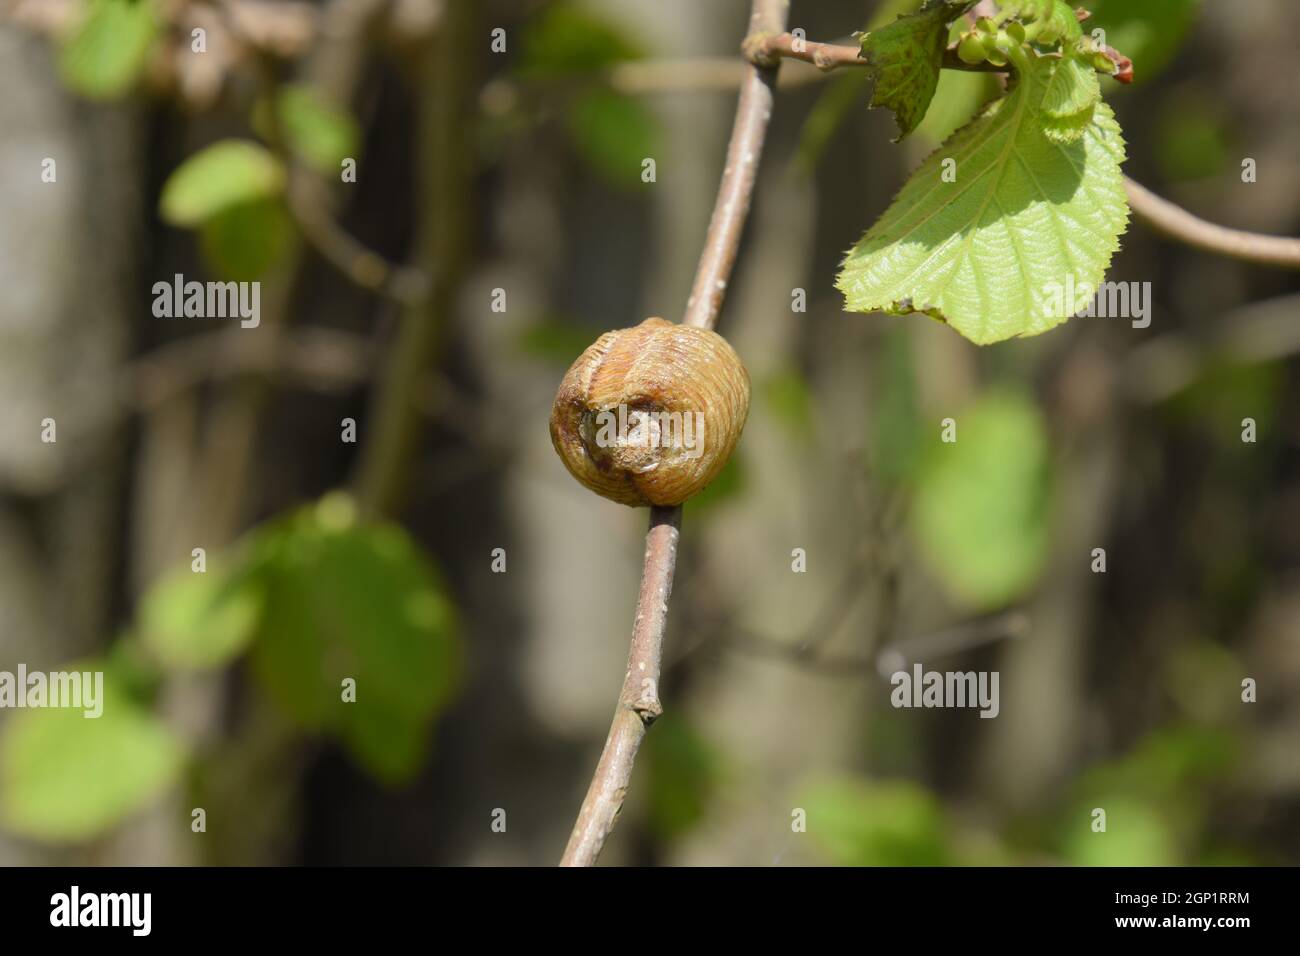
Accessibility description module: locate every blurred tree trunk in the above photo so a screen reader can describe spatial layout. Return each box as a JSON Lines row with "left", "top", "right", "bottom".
{"left": 0, "top": 26, "right": 138, "bottom": 864}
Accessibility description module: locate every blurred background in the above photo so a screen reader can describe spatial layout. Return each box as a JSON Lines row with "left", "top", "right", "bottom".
{"left": 0, "top": 0, "right": 1297, "bottom": 866}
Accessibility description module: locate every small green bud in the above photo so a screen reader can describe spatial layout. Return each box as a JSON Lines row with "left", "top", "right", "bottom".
{"left": 1006, "top": 21, "right": 1027, "bottom": 44}
{"left": 976, "top": 17, "right": 997, "bottom": 33}
{"left": 986, "top": 47, "right": 1008, "bottom": 67}
{"left": 957, "top": 33, "right": 987, "bottom": 65}
{"left": 1090, "top": 50, "right": 1117, "bottom": 74}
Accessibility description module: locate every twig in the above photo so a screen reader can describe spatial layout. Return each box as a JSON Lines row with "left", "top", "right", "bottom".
{"left": 559, "top": 506, "right": 682, "bottom": 867}
{"left": 722, "top": 609, "right": 1030, "bottom": 679}
{"left": 618, "top": 34, "right": 1300, "bottom": 272}
{"left": 1124, "top": 177, "right": 1300, "bottom": 271}
{"left": 683, "top": 5, "right": 788, "bottom": 332}
{"left": 748, "top": 30, "right": 1009, "bottom": 76}
{"left": 352, "top": 0, "right": 476, "bottom": 520}
{"left": 287, "top": 173, "right": 432, "bottom": 305}
{"left": 560, "top": 0, "right": 789, "bottom": 868}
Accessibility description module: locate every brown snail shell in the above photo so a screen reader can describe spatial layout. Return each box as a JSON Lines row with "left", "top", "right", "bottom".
{"left": 549, "top": 317, "right": 750, "bottom": 507}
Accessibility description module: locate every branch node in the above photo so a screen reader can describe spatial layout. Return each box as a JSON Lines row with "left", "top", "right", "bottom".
{"left": 741, "top": 31, "right": 780, "bottom": 68}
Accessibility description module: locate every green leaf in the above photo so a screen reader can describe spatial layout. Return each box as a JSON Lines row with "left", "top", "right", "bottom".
{"left": 837, "top": 53, "right": 1129, "bottom": 345}
{"left": 199, "top": 199, "right": 295, "bottom": 281}
{"left": 1041, "top": 54, "right": 1100, "bottom": 140}
{"left": 59, "top": 0, "right": 160, "bottom": 100}
{"left": 138, "top": 561, "right": 262, "bottom": 671}
{"left": 911, "top": 390, "right": 1051, "bottom": 608}
{"left": 802, "top": 777, "right": 951, "bottom": 866}
{"left": 517, "top": 0, "right": 644, "bottom": 76}
{"left": 159, "top": 140, "right": 286, "bottom": 228}
{"left": 1030, "top": 1, "right": 1083, "bottom": 44}
{"left": 565, "top": 88, "right": 660, "bottom": 189}
{"left": 857, "top": 0, "right": 977, "bottom": 140}
{"left": 256, "top": 85, "right": 360, "bottom": 175}
{"left": 247, "top": 494, "right": 459, "bottom": 783}
{"left": 0, "top": 663, "right": 184, "bottom": 842}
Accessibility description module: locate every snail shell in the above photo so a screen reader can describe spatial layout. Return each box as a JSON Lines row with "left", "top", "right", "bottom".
{"left": 549, "top": 317, "right": 750, "bottom": 507}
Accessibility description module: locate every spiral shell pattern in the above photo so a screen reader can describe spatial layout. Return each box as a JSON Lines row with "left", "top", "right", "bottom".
{"left": 549, "top": 317, "right": 751, "bottom": 507}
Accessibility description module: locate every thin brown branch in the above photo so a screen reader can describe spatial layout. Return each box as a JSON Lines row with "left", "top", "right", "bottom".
{"left": 352, "top": 0, "right": 477, "bottom": 520}
{"left": 560, "top": 0, "right": 789, "bottom": 868}
{"left": 748, "top": 31, "right": 1006, "bottom": 76}
{"left": 287, "top": 173, "right": 432, "bottom": 306}
{"left": 683, "top": 5, "right": 788, "bottom": 331}
{"left": 1124, "top": 177, "right": 1300, "bottom": 270}
{"left": 559, "top": 506, "right": 681, "bottom": 867}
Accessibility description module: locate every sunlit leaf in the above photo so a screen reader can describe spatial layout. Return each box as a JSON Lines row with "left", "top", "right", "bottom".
{"left": 0, "top": 663, "right": 184, "bottom": 842}
{"left": 138, "top": 561, "right": 262, "bottom": 671}
{"left": 159, "top": 140, "right": 286, "bottom": 228}
{"left": 837, "top": 54, "right": 1129, "bottom": 344}
{"left": 857, "top": 0, "right": 977, "bottom": 140}
{"left": 59, "top": 0, "right": 160, "bottom": 100}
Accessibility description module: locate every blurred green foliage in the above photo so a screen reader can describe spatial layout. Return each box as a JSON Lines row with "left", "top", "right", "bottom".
{"left": 761, "top": 367, "right": 816, "bottom": 444}
{"left": 802, "top": 776, "right": 951, "bottom": 865}
{"left": 0, "top": 493, "right": 460, "bottom": 842}
{"left": 687, "top": 454, "right": 748, "bottom": 515}
{"left": 792, "top": 75, "right": 864, "bottom": 175}
{"left": 159, "top": 140, "right": 286, "bottom": 228}
{"left": 198, "top": 199, "right": 296, "bottom": 281}
{"left": 0, "top": 662, "right": 184, "bottom": 843}
{"left": 911, "top": 390, "right": 1052, "bottom": 609}
{"left": 516, "top": 317, "right": 599, "bottom": 366}
{"left": 564, "top": 88, "right": 660, "bottom": 189}
{"left": 1083, "top": 0, "right": 1201, "bottom": 84}
{"left": 644, "top": 715, "right": 724, "bottom": 841}
{"left": 139, "top": 559, "right": 261, "bottom": 671}
{"left": 1059, "top": 726, "right": 1239, "bottom": 865}
{"left": 1155, "top": 93, "right": 1230, "bottom": 182}
{"left": 245, "top": 495, "right": 460, "bottom": 784}
{"left": 1166, "top": 361, "right": 1285, "bottom": 447}
{"left": 59, "top": 0, "right": 160, "bottom": 100}
{"left": 254, "top": 85, "right": 361, "bottom": 175}
{"left": 517, "top": 1, "right": 644, "bottom": 77}
{"left": 515, "top": 1, "right": 661, "bottom": 190}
